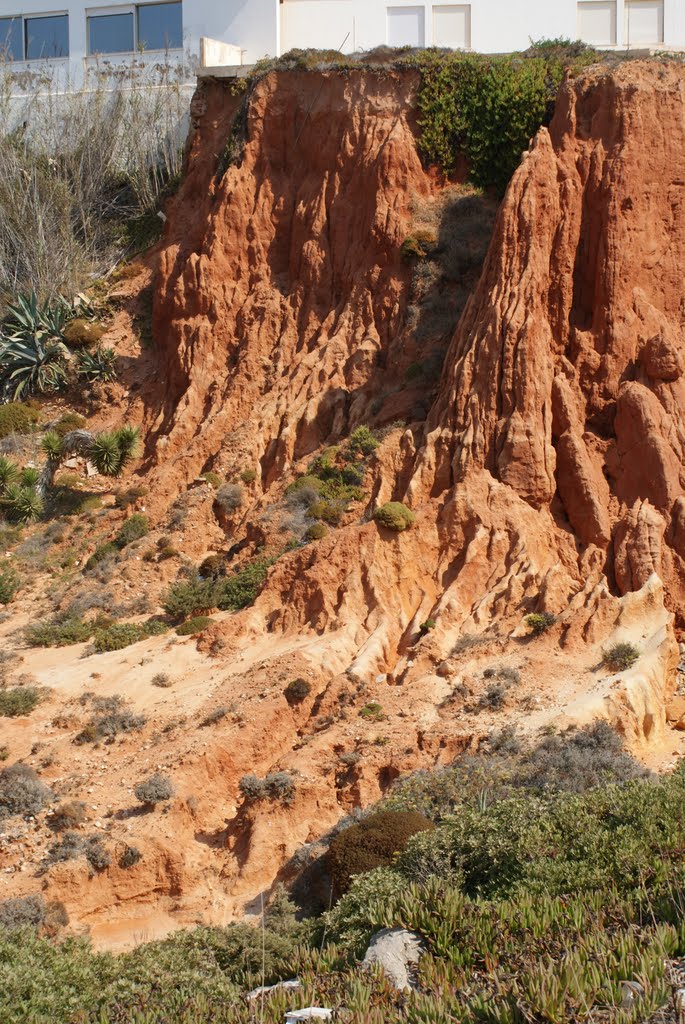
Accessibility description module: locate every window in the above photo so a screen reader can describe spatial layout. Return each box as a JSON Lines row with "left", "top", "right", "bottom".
{"left": 25, "top": 13, "right": 68, "bottom": 57}
{"left": 137, "top": 1, "right": 182, "bottom": 49}
{"left": 433, "top": 4, "right": 470, "bottom": 48}
{"left": 625, "top": 0, "right": 664, "bottom": 44}
{"left": 387, "top": 6, "right": 425, "bottom": 47}
{"left": 577, "top": 1, "right": 617, "bottom": 45}
{"left": 0, "top": 17, "right": 22, "bottom": 60}
{"left": 87, "top": 1, "right": 182, "bottom": 55}
{"left": 0, "top": 13, "right": 69, "bottom": 60}
{"left": 88, "top": 12, "right": 134, "bottom": 53}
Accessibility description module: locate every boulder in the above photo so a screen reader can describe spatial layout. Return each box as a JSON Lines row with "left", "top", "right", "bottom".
{"left": 362, "top": 926, "right": 423, "bottom": 990}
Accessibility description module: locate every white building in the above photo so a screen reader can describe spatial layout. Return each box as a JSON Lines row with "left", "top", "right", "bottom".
{"left": 0, "top": 0, "right": 683, "bottom": 87}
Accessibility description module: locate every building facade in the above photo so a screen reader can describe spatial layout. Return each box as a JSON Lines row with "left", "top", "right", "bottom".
{"left": 0, "top": 0, "right": 683, "bottom": 86}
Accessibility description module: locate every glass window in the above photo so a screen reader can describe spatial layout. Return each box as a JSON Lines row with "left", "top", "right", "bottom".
{"left": 136, "top": 2, "right": 182, "bottom": 50}
{"left": 88, "top": 12, "right": 134, "bottom": 54}
{"left": 0, "top": 16, "right": 23, "bottom": 60}
{"left": 25, "top": 14, "right": 69, "bottom": 59}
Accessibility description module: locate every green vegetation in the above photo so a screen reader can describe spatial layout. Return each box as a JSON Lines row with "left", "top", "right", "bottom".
{"left": 74, "top": 696, "right": 146, "bottom": 744}
{"left": 326, "top": 810, "right": 434, "bottom": 897}
{"left": 0, "top": 687, "right": 41, "bottom": 717}
{"left": 25, "top": 617, "right": 94, "bottom": 648}
{"left": 304, "top": 521, "right": 328, "bottom": 541}
{"left": 602, "top": 641, "right": 640, "bottom": 672}
{"left": 284, "top": 678, "right": 312, "bottom": 705}
{"left": 374, "top": 501, "right": 416, "bottom": 532}
{"left": 0, "top": 401, "right": 41, "bottom": 439}
{"left": 176, "top": 615, "right": 213, "bottom": 636}
{"left": 76, "top": 344, "right": 117, "bottom": 384}
{"left": 0, "top": 564, "right": 19, "bottom": 604}
{"left": 524, "top": 610, "right": 556, "bottom": 635}
{"left": 92, "top": 619, "right": 167, "bottom": 653}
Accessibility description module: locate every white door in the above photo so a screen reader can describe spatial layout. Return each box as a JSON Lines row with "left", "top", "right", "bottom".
{"left": 625, "top": 0, "right": 664, "bottom": 44}
{"left": 432, "top": 4, "right": 470, "bottom": 48}
{"left": 577, "top": 0, "right": 617, "bottom": 45}
{"left": 387, "top": 6, "right": 425, "bottom": 47}
{"left": 280, "top": 0, "right": 354, "bottom": 53}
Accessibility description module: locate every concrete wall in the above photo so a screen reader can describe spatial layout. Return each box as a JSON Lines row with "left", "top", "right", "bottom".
{"left": 1, "top": 0, "right": 683, "bottom": 92}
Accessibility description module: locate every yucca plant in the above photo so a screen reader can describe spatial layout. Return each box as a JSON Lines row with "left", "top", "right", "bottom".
{"left": 77, "top": 344, "right": 117, "bottom": 383}
{"left": 37, "top": 425, "right": 142, "bottom": 495}
{"left": 1, "top": 482, "right": 44, "bottom": 522}
{"left": 0, "top": 455, "right": 19, "bottom": 491}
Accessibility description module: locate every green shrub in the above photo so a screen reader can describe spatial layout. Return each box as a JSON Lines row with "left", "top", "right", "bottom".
{"left": 92, "top": 619, "right": 166, "bottom": 653}
{"left": 419, "top": 618, "right": 436, "bottom": 635}
{"left": 374, "top": 502, "right": 415, "bottom": 532}
{"left": 62, "top": 318, "right": 105, "bottom": 348}
{"left": 217, "top": 557, "right": 273, "bottom": 612}
{"left": 25, "top": 617, "right": 93, "bottom": 647}
{"left": 85, "top": 542, "right": 118, "bottom": 570}
{"left": 240, "top": 468, "right": 257, "bottom": 484}
{"left": 360, "top": 702, "right": 385, "bottom": 721}
{"left": 602, "top": 642, "right": 640, "bottom": 673}
{"left": 348, "top": 426, "right": 379, "bottom": 457}
{"left": 163, "top": 576, "right": 220, "bottom": 619}
{"left": 284, "top": 678, "right": 312, "bottom": 705}
{"left": 134, "top": 773, "right": 173, "bottom": 806}
{"left": 0, "top": 687, "right": 41, "bottom": 717}
{"left": 326, "top": 810, "right": 435, "bottom": 896}
{"left": 307, "top": 499, "right": 344, "bottom": 526}
{"left": 524, "top": 611, "right": 556, "bottom": 635}
{"left": 201, "top": 471, "right": 222, "bottom": 489}
{"left": 114, "top": 513, "right": 149, "bottom": 548}
{"left": 176, "top": 615, "right": 213, "bottom": 636}
{"left": 304, "top": 522, "right": 328, "bottom": 541}
{"left": 52, "top": 412, "right": 86, "bottom": 436}
{"left": 0, "top": 401, "right": 41, "bottom": 438}
{"left": 0, "top": 564, "right": 19, "bottom": 604}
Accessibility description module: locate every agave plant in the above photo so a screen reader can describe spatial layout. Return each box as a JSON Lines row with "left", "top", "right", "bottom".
{"left": 2, "top": 291, "right": 71, "bottom": 341}
{"left": 77, "top": 344, "right": 117, "bottom": 383}
{"left": 0, "top": 334, "right": 70, "bottom": 400}
{"left": 0, "top": 455, "right": 19, "bottom": 491}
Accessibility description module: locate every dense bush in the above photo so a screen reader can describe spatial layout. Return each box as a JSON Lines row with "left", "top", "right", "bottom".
{"left": 374, "top": 502, "right": 415, "bottom": 532}
{"left": 114, "top": 513, "right": 149, "bottom": 548}
{"left": 217, "top": 558, "right": 273, "bottom": 612}
{"left": 348, "top": 426, "right": 379, "bottom": 457}
{"left": 163, "top": 576, "right": 220, "bottom": 619}
{"left": 524, "top": 611, "right": 556, "bottom": 635}
{"left": 0, "top": 761, "right": 53, "bottom": 818}
{"left": 304, "top": 522, "right": 328, "bottom": 541}
{"left": 176, "top": 615, "right": 213, "bottom": 636}
{"left": 284, "top": 678, "right": 312, "bottom": 705}
{"left": 25, "top": 617, "right": 93, "bottom": 647}
{"left": 134, "top": 773, "right": 173, "bottom": 806}
{"left": 0, "top": 686, "right": 41, "bottom": 717}
{"left": 0, "top": 564, "right": 19, "bottom": 604}
{"left": 325, "top": 810, "right": 435, "bottom": 896}
{"left": 0, "top": 894, "right": 47, "bottom": 930}
{"left": 0, "top": 400, "right": 41, "bottom": 439}
{"left": 92, "top": 619, "right": 167, "bottom": 653}
{"left": 602, "top": 642, "right": 640, "bottom": 672}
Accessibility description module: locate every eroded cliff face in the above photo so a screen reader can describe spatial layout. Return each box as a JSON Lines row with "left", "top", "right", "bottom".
{"left": 416, "top": 63, "right": 685, "bottom": 614}
{"left": 150, "top": 69, "right": 434, "bottom": 502}
{"left": 4, "top": 62, "right": 685, "bottom": 946}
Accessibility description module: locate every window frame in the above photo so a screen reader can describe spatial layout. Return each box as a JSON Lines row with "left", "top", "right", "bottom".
{"left": 0, "top": 10, "right": 69, "bottom": 62}
{"left": 86, "top": 0, "right": 183, "bottom": 56}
